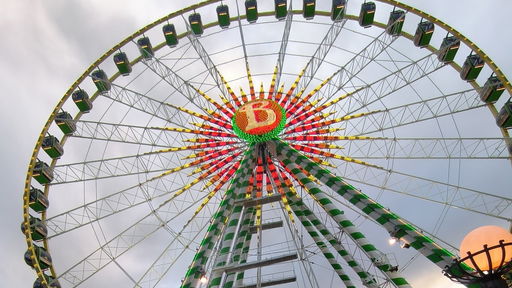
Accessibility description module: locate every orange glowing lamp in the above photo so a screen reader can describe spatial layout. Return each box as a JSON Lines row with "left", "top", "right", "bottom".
{"left": 459, "top": 225, "right": 512, "bottom": 271}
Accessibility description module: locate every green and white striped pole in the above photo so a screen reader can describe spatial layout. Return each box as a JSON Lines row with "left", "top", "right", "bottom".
{"left": 222, "top": 206, "right": 254, "bottom": 288}
{"left": 271, "top": 139, "right": 458, "bottom": 270}
{"left": 181, "top": 148, "right": 257, "bottom": 288}
{"left": 284, "top": 186, "right": 379, "bottom": 287}
{"left": 285, "top": 188, "right": 357, "bottom": 287}
{"left": 269, "top": 140, "right": 411, "bottom": 287}
{"left": 209, "top": 201, "right": 245, "bottom": 287}
{"left": 234, "top": 208, "right": 256, "bottom": 287}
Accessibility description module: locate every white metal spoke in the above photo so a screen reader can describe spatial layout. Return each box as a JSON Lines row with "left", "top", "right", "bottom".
{"left": 323, "top": 31, "right": 397, "bottom": 98}
{"left": 56, "top": 179, "right": 215, "bottom": 286}
{"left": 347, "top": 89, "right": 485, "bottom": 136}
{"left": 341, "top": 53, "right": 444, "bottom": 116}
{"left": 141, "top": 57, "right": 211, "bottom": 111}
{"left": 104, "top": 84, "right": 192, "bottom": 129}
{"left": 70, "top": 120, "right": 177, "bottom": 148}
{"left": 334, "top": 162, "right": 512, "bottom": 220}
{"left": 337, "top": 137, "right": 510, "bottom": 159}
{"left": 274, "top": 1, "right": 293, "bottom": 90}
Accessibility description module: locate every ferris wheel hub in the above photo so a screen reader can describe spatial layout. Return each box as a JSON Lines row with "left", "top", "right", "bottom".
{"left": 232, "top": 99, "right": 286, "bottom": 143}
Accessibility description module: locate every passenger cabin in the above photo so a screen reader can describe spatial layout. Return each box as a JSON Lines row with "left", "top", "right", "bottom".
{"left": 55, "top": 111, "right": 76, "bottom": 135}
{"left": 438, "top": 36, "right": 460, "bottom": 63}
{"left": 359, "top": 2, "right": 375, "bottom": 27}
{"left": 33, "top": 161, "right": 53, "bottom": 184}
{"left": 497, "top": 101, "right": 512, "bottom": 128}
{"left": 460, "top": 54, "right": 484, "bottom": 81}
{"left": 245, "top": 0, "right": 258, "bottom": 23}
{"left": 331, "top": 0, "right": 346, "bottom": 21}
{"left": 91, "top": 69, "right": 111, "bottom": 94}
{"left": 387, "top": 10, "right": 405, "bottom": 36}
{"left": 137, "top": 37, "right": 154, "bottom": 59}
{"left": 162, "top": 24, "right": 178, "bottom": 47}
{"left": 275, "top": 0, "right": 287, "bottom": 20}
{"left": 42, "top": 135, "right": 63, "bottom": 159}
{"left": 29, "top": 188, "right": 49, "bottom": 213}
{"left": 303, "top": 0, "right": 316, "bottom": 20}
{"left": 34, "top": 275, "right": 61, "bottom": 288}
{"left": 21, "top": 216, "right": 47, "bottom": 241}
{"left": 113, "top": 52, "right": 132, "bottom": 76}
{"left": 189, "top": 13, "right": 204, "bottom": 35}
{"left": 217, "top": 5, "right": 230, "bottom": 28}
{"left": 71, "top": 89, "right": 92, "bottom": 112}
{"left": 480, "top": 76, "right": 505, "bottom": 103}
{"left": 414, "top": 21, "right": 434, "bottom": 48}
{"left": 24, "top": 245, "right": 52, "bottom": 270}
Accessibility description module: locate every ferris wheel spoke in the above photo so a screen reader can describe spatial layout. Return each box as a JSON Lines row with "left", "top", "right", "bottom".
{"left": 234, "top": 0, "right": 249, "bottom": 71}
{"left": 46, "top": 148, "right": 240, "bottom": 237}
{"left": 50, "top": 147, "right": 184, "bottom": 185}
{"left": 133, "top": 189, "right": 224, "bottom": 288}
{"left": 141, "top": 56, "right": 212, "bottom": 113}
{"left": 285, "top": 28, "right": 399, "bottom": 126}
{"left": 321, "top": 30, "right": 398, "bottom": 103}
{"left": 103, "top": 84, "right": 192, "bottom": 129}
{"left": 332, "top": 161, "right": 512, "bottom": 220}
{"left": 56, "top": 177, "right": 215, "bottom": 286}
{"left": 341, "top": 53, "right": 444, "bottom": 117}
{"left": 273, "top": 1, "right": 294, "bottom": 91}
{"left": 345, "top": 89, "right": 484, "bottom": 136}
{"left": 70, "top": 120, "right": 183, "bottom": 148}
{"left": 185, "top": 23, "right": 232, "bottom": 102}
{"left": 45, "top": 177, "right": 175, "bottom": 238}
{"left": 289, "top": 17, "right": 347, "bottom": 102}
{"left": 335, "top": 137, "right": 510, "bottom": 159}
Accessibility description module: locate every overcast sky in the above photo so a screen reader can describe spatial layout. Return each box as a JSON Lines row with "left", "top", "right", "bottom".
{"left": 1, "top": 1, "right": 511, "bottom": 287}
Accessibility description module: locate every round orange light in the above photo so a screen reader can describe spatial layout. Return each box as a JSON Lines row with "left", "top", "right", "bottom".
{"left": 459, "top": 225, "right": 512, "bottom": 271}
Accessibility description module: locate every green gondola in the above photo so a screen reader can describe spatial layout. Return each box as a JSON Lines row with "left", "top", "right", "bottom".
{"left": 217, "top": 5, "right": 230, "bottom": 28}
{"left": 245, "top": 0, "right": 258, "bottom": 23}
{"left": 24, "top": 245, "right": 52, "bottom": 270}
{"left": 162, "top": 23, "right": 178, "bottom": 47}
{"left": 33, "top": 161, "right": 53, "bottom": 184}
{"left": 359, "top": 2, "right": 375, "bottom": 27}
{"left": 480, "top": 76, "right": 505, "bottom": 103}
{"left": 34, "top": 274, "right": 61, "bottom": 288}
{"left": 113, "top": 52, "right": 132, "bottom": 76}
{"left": 331, "top": 0, "right": 346, "bottom": 21}
{"left": 496, "top": 101, "right": 512, "bottom": 128}
{"left": 387, "top": 10, "right": 405, "bottom": 36}
{"left": 91, "top": 69, "right": 111, "bottom": 94}
{"left": 460, "top": 54, "right": 484, "bottom": 81}
{"left": 438, "top": 36, "right": 460, "bottom": 63}
{"left": 29, "top": 188, "right": 49, "bottom": 213}
{"left": 42, "top": 135, "right": 63, "bottom": 159}
{"left": 21, "top": 216, "right": 47, "bottom": 241}
{"left": 414, "top": 21, "right": 434, "bottom": 48}
{"left": 189, "top": 13, "right": 203, "bottom": 35}
{"left": 137, "top": 37, "right": 154, "bottom": 59}
{"left": 55, "top": 111, "right": 76, "bottom": 135}
{"left": 71, "top": 89, "right": 92, "bottom": 112}
{"left": 303, "top": 0, "right": 316, "bottom": 20}
{"left": 275, "top": 0, "right": 287, "bottom": 20}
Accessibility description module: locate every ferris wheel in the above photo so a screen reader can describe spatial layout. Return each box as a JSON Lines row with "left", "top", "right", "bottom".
{"left": 22, "top": 0, "right": 512, "bottom": 287}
